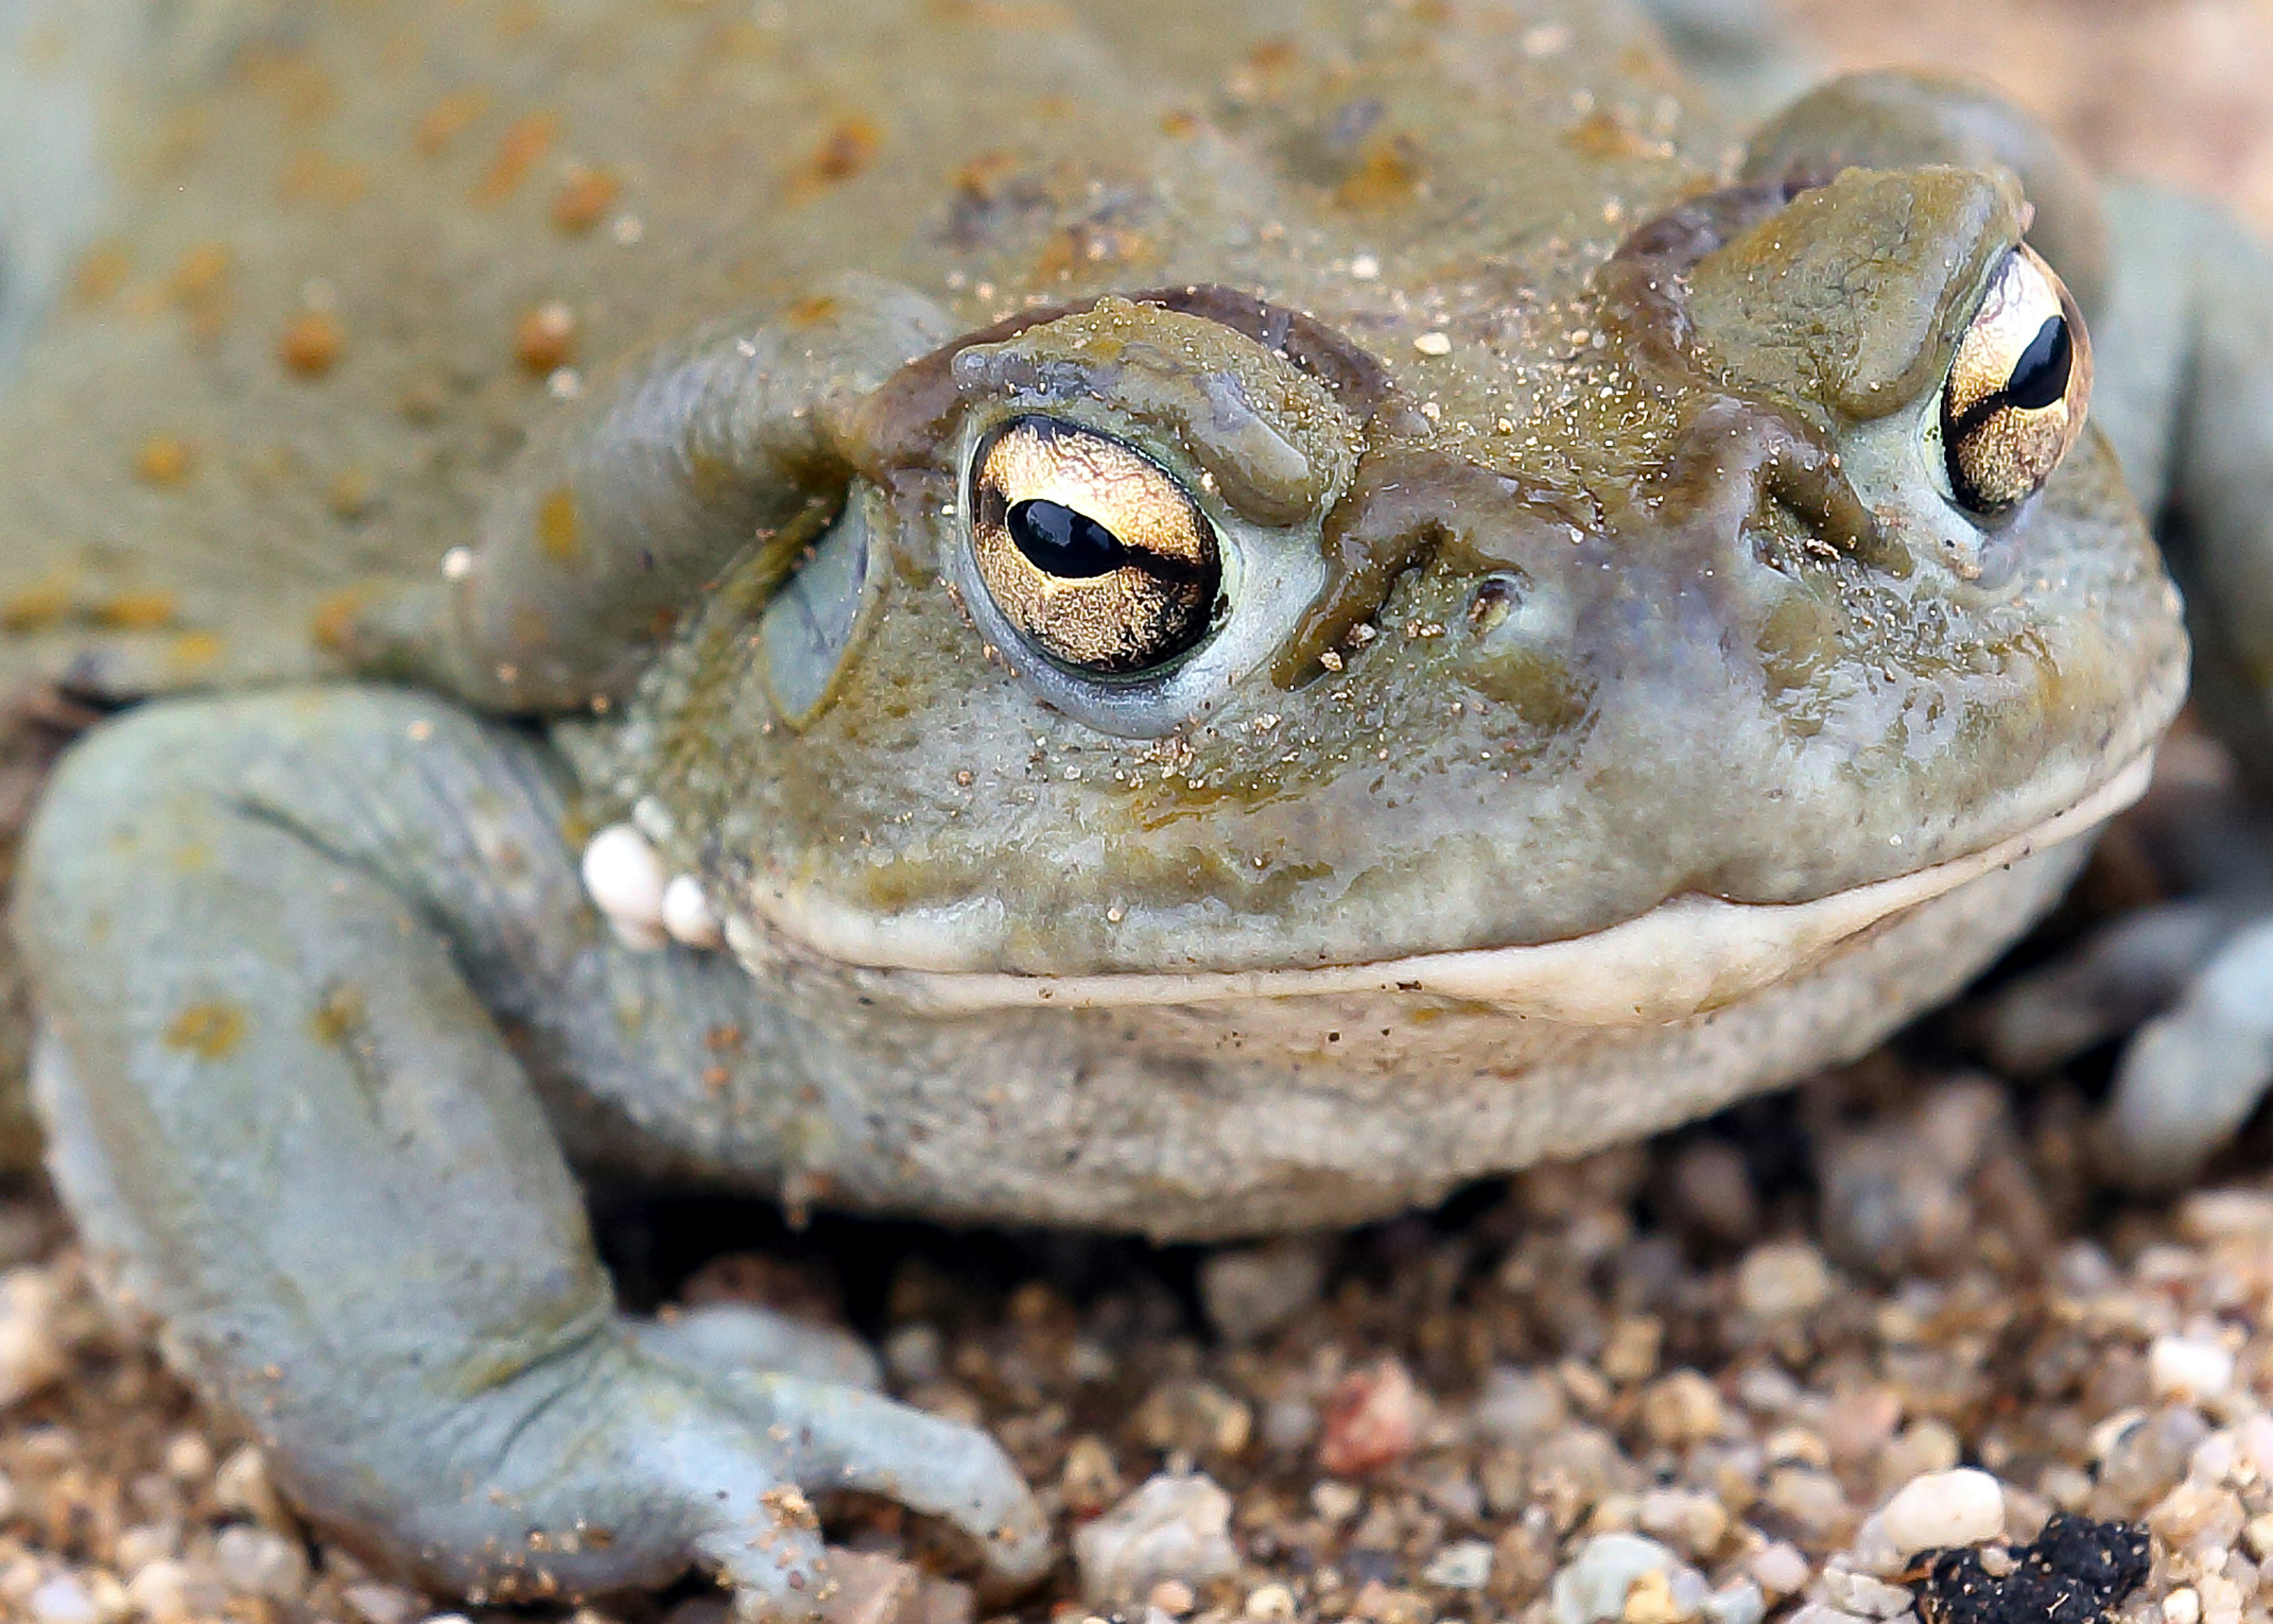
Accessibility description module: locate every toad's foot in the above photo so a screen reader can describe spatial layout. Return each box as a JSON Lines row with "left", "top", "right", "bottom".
{"left": 2103, "top": 917, "right": 2273, "bottom": 1190}
{"left": 18, "top": 687, "right": 1047, "bottom": 1616}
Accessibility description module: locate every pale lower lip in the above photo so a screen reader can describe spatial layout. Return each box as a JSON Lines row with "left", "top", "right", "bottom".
{"left": 733, "top": 747, "right": 2155, "bottom": 1027}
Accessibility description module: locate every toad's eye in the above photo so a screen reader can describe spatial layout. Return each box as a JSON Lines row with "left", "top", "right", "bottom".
{"left": 968, "top": 416, "right": 1222, "bottom": 676}
{"left": 1939, "top": 243, "right": 2094, "bottom": 515}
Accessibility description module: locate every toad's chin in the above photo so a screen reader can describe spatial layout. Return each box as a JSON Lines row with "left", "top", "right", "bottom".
{"left": 727, "top": 745, "right": 2156, "bottom": 1029}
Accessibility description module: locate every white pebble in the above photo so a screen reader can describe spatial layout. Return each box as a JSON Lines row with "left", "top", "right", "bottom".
{"left": 27, "top": 1574, "right": 100, "bottom": 1624}
{"left": 2165, "top": 1586, "right": 2203, "bottom": 1624}
{"left": 214, "top": 1525, "right": 308, "bottom": 1600}
{"left": 342, "top": 1583, "right": 426, "bottom": 1624}
{"left": 581, "top": 824, "right": 668, "bottom": 949}
{"left": 214, "top": 1444, "right": 290, "bottom": 1531}
{"left": 1878, "top": 1468, "right": 2007, "bottom": 1555}
{"left": 2150, "top": 1334, "right": 2236, "bottom": 1403}
{"left": 126, "top": 1559, "right": 204, "bottom": 1624}
{"left": 1423, "top": 1539, "right": 1495, "bottom": 1590}
{"left": 660, "top": 874, "right": 724, "bottom": 949}
{"left": 162, "top": 1432, "right": 213, "bottom": 1483}
{"left": 1551, "top": 1532, "right": 1680, "bottom": 1624}
{"left": 0, "top": 1267, "right": 68, "bottom": 1407}
{"left": 440, "top": 546, "right": 475, "bottom": 581}
{"left": 1748, "top": 1542, "right": 1811, "bottom": 1598}
{"left": 1245, "top": 1583, "right": 1298, "bottom": 1623}
{"left": 1847, "top": 1513, "right": 1905, "bottom": 1577}
{"left": 1073, "top": 1473, "right": 1239, "bottom": 1606}
{"left": 1704, "top": 1579, "right": 1767, "bottom": 1624}
{"left": 1736, "top": 1241, "right": 1831, "bottom": 1318}
{"left": 1825, "top": 1569, "right": 1914, "bottom": 1617}
{"left": 1477, "top": 1365, "right": 1570, "bottom": 1443}
{"left": 1413, "top": 331, "right": 1452, "bottom": 356}
{"left": 2199, "top": 1574, "right": 2244, "bottom": 1624}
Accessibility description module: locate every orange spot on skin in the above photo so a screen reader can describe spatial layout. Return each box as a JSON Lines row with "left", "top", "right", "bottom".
{"left": 814, "top": 118, "right": 879, "bottom": 178}
{"left": 308, "top": 985, "right": 365, "bottom": 1046}
{"left": 416, "top": 88, "right": 491, "bottom": 155}
{"left": 94, "top": 591, "right": 177, "bottom": 631}
{"left": 310, "top": 586, "right": 374, "bottom": 653}
{"left": 135, "top": 436, "right": 194, "bottom": 485}
{"left": 0, "top": 584, "right": 71, "bottom": 631}
{"left": 953, "top": 151, "right": 1019, "bottom": 200}
{"left": 236, "top": 43, "right": 336, "bottom": 124}
{"left": 70, "top": 243, "right": 132, "bottom": 307}
{"left": 784, "top": 294, "right": 840, "bottom": 327}
{"left": 278, "top": 149, "right": 371, "bottom": 207}
{"left": 170, "top": 243, "right": 231, "bottom": 302}
{"left": 1564, "top": 108, "right": 1654, "bottom": 160}
{"left": 164, "top": 1001, "right": 246, "bottom": 1061}
{"left": 168, "top": 241, "right": 235, "bottom": 339}
{"left": 515, "top": 301, "right": 578, "bottom": 372}
{"left": 550, "top": 165, "right": 620, "bottom": 233}
{"left": 279, "top": 308, "right": 346, "bottom": 376}
{"left": 787, "top": 117, "right": 880, "bottom": 199}
{"left": 329, "top": 468, "right": 376, "bottom": 519}
{"left": 169, "top": 631, "right": 224, "bottom": 671}
{"left": 1035, "top": 221, "right": 1151, "bottom": 280}
{"left": 475, "top": 111, "right": 562, "bottom": 204}
{"left": 1335, "top": 134, "right": 1424, "bottom": 210}
{"left": 537, "top": 488, "right": 582, "bottom": 562}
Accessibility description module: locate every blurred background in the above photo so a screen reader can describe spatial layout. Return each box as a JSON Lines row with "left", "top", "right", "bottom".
{"left": 1800, "top": 0, "right": 2273, "bottom": 231}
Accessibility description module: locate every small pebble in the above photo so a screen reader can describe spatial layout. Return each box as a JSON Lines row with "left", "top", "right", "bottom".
{"left": 1422, "top": 1539, "right": 1494, "bottom": 1590}
{"left": 1311, "top": 1480, "right": 1362, "bottom": 1523}
{"left": 1245, "top": 1584, "right": 1298, "bottom": 1622}
{"left": 1640, "top": 1370, "right": 1724, "bottom": 1446}
{"left": 124, "top": 1559, "right": 197, "bottom": 1624}
{"left": 1551, "top": 1532, "right": 1682, "bottom": 1624}
{"left": 1318, "top": 1358, "right": 1420, "bottom": 1477}
{"left": 1878, "top": 1468, "right": 2007, "bottom": 1555}
{"left": 1702, "top": 1580, "right": 1766, "bottom": 1624}
{"left": 0, "top": 1267, "right": 68, "bottom": 1406}
{"left": 213, "top": 1525, "right": 308, "bottom": 1600}
{"left": 1824, "top": 1569, "right": 1914, "bottom": 1617}
{"left": 1736, "top": 1240, "right": 1832, "bottom": 1317}
{"left": 1073, "top": 1473, "right": 1238, "bottom": 1606}
{"left": 1148, "top": 1579, "right": 1197, "bottom": 1615}
{"left": 27, "top": 1574, "right": 101, "bottom": 1624}
{"left": 1477, "top": 1365, "right": 1569, "bottom": 1443}
{"left": 343, "top": 1581, "right": 426, "bottom": 1624}
{"left": 1198, "top": 1240, "right": 1325, "bottom": 1343}
{"left": 215, "top": 1443, "right": 292, "bottom": 1532}
{"left": 2149, "top": 1335, "right": 2236, "bottom": 1402}
{"left": 1748, "top": 1542, "right": 1811, "bottom": 1598}
{"left": 2165, "top": 1586, "right": 2203, "bottom": 1624}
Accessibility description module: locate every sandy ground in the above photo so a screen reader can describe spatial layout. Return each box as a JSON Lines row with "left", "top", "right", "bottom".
{"left": 5, "top": 4, "right": 2273, "bottom": 1624}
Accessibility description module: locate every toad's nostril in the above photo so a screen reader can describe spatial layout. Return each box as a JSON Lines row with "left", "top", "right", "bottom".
{"left": 1466, "top": 574, "right": 1525, "bottom": 634}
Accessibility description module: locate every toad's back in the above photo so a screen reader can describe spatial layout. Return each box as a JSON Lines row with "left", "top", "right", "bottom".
{"left": 0, "top": 0, "right": 1720, "bottom": 702}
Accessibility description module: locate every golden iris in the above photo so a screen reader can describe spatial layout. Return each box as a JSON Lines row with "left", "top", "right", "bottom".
{"left": 968, "top": 417, "right": 1222, "bottom": 675}
{"left": 1940, "top": 243, "right": 2093, "bottom": 514}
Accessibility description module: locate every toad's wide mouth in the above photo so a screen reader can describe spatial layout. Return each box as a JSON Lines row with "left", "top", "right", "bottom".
{"left": 729, "top": 746, "right": 2156, "bottom": 1027}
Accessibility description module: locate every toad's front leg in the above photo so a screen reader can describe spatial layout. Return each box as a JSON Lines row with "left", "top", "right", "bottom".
{"left": 16, "top": 686, "right": 1047, "bottom": 1617}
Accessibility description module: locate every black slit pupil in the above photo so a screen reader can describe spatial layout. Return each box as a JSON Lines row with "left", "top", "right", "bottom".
{"left": 1007, "top": 498, "right": 1123, "bottom": 578}
{"left": 2005, "top": 315, "right": 2072, "bottom": 411}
